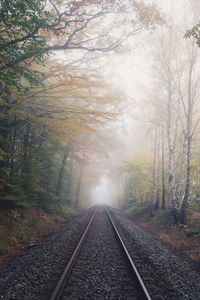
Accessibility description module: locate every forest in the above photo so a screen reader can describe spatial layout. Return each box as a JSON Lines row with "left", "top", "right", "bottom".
{"left": 0, "top": 0, "right": 200, "bottom": 262}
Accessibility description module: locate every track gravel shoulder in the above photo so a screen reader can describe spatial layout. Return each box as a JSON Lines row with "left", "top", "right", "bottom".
{"left": 1, "top": 206, "right": 199, "bottom": 300}
{"left": 0, "top": 209, "right": 93, "bottom": 300}
{"left": 111, "top": 208, "right": 200, "bottom": 300}
{"left": 61, "top": 208, "right": 142, "bottom": 300}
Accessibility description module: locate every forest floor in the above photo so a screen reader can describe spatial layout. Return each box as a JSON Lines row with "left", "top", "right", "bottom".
{"left": 124, "top": 207, "right": 200, "bottom": 272}
{"left": 0, "top": 205, "right": 73, "bottom": 264}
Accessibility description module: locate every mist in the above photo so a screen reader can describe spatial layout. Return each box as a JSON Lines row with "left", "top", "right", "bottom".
{"left": 89, "top": 176, "right": 116, "bottom": 207}
{"left": 75, "top": 0, "right": 200, "bottom": 227}
{"left": 1, "top": 1, "right": 200, "bottom": 298}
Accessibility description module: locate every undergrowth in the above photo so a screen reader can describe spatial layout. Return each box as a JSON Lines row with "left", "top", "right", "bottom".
{"left": 125, "top": 203, "right": 200, "bottom": 261}
{"left": 0, "top": 205, "right": 73, "bottom": 259}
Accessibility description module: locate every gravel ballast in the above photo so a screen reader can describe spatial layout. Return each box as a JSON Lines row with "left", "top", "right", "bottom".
{"left": 61, "top": 208, "right": 142, "bottom": 300}
{"left": 111, "top": 208, "right": 200, "bottom": 300}
{"left": 0, "top": 206, "right": 199, "bottom": 300}
{"left": 0, "top": 209, "right": 94, "bottom": 300}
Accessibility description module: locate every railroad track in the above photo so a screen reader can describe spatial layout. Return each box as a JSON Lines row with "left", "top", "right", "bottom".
{"left": 49, "top": 207, "right": 152, "bottom": 300}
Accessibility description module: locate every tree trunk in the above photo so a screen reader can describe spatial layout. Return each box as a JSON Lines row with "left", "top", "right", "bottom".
{"left": 167, "top": 82, "right": 178, "bottom": 222}
{"left": 180, "top": 59, "right": 193, "bottom": 225}
{"left": 75, "top": 165, "right": 83, "bottom": 209}
{"left": 180, "top": 140, "right": 191, "bottom": 224}
{"left": 10, "top": 121, "right": 17, "bottom": 182}
{"left": 56, "top": 148, "right": 69, "bottom": 197}
{"left": 155, "top": 125, "right": 161, "bottom": 210}
{"left": 67, "top": 157, "right": 73, "bottom": 189}
{"left": 161, "top": 126, "right": 166, "bottom": 209}
{"left": 21, "top": 123, "right": 31, "bottom": 190}
{"left": 150, "top": 125, "right": 158, "bottom": 216}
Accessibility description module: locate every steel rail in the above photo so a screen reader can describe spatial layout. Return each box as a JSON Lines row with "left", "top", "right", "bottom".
{"left": 49, "top": 208, "right": 97, "bottom": 300}
{"left": 105, "top": 208, "right": 152, "bottom": 300}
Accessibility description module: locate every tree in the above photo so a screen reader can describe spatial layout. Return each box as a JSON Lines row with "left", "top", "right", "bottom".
{"left": 0, "top": 0, "right": 53, "bottom": 88}
{"left": 0, "top": 0, "right": 163, "bottom": 211}
{"left": 0, "top": 0, "right": 162, "bottom": 89}
{"left": 120, "top": 155, "right": 153, "bottom": 207}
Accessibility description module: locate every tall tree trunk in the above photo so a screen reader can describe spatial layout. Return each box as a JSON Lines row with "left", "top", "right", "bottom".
{"left": 155, "top": 125, "right": 161, "bottom": 209}
{"left": 167, "top": 82, "right": 178, "bottom": 222}
{"left": 75, "top": 165, "right": 83, "bottom": 209}
{"left": 66, "top": 157, "right": 73, "bottom": 197}
{"left": 10, "top": 121, "right": 17, "bottom": 182}
{"left": 176, "top": 140, "right": 186, "bottom": 205}
{"left": 161, "top": 126, "right": 166, "bottom": 209}
{"left": 21, "top": 123, "right": 31, "bottom": 190}
{"left": 180, "top": 139, "right": 192, "bottom": 224}
{"left": 155, "top": 125, "right": 161, "bottom": 210}
{"left": 150, "top": 125, "right": 158, "bottom": 216}
{"left": 0, "top": 119, "right": 9, "bottom": 169}
{"left": 180, "top": 60, "right": 194, "bottom": 225}
{"left": 56, "top": 148, "right": 69, "bottom": 197}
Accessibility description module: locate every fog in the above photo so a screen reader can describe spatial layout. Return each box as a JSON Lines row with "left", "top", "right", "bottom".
{"left": 82, "top": 0, "right": 200, "bottom": 216}
{"left": 2, "top": 0, "right": 200, "bottom": 224}
{"left": 89, "top": 176, "right": 116, "bottom": 207}
{"left": 1, "top": 1, "right": 200, "bottom": 294}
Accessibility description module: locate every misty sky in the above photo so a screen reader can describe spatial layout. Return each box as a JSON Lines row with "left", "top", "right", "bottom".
{"left": 90, "top": 176, "right": 116, "bottom": 206}
{"left": 101, "top": 0, "right": 197, "bottom": 156}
